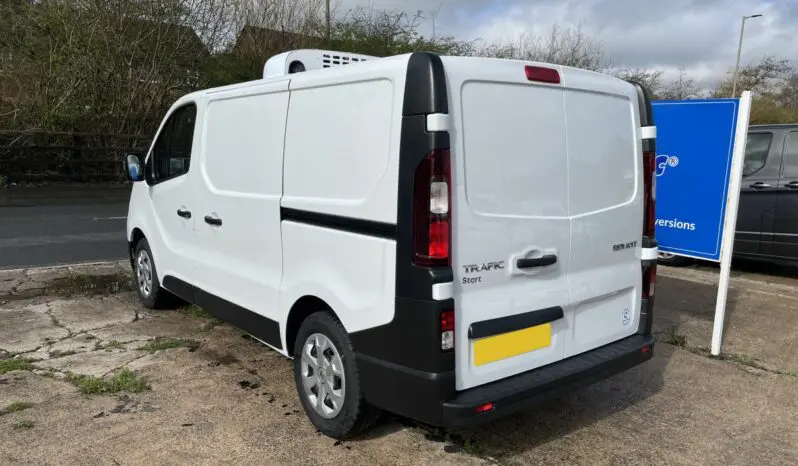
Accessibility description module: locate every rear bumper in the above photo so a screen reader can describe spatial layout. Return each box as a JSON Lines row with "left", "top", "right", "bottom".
{"left": 356, "top": 333, "right": 655, "bottom": 428}
{"left": 441, "top": 334, "right": 655, "bottom": 428}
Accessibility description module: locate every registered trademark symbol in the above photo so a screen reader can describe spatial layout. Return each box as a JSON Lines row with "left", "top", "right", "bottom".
{"left": 668, "top": 156, "right": 679, "bottom": 167}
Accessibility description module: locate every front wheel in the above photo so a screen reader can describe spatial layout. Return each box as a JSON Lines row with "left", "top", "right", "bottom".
{"left": 132, "top": 238, "right": 177, "bottom": 309}
{"left": 293, "top": 312, "right": 380, "bottom": 438}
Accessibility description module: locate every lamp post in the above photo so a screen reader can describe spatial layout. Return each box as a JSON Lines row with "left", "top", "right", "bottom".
{"left": 326, "top": 0, "right": 331, "bottom": 46}
{"left": 731, "top": 14, "right": 762, "bottom": 98}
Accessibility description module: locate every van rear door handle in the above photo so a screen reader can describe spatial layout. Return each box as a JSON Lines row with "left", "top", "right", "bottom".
{"left": 204, "top": 215, "right": 222, "bottom": 226}
{"left": 785, "top": 181, "right": 798, "bottom": 189}
{"left": 176, "top": 208, "right": 191, "bottom": 219}
{"left": 750, "top": 181, "right": 771, "bottom": 189}
{"left": 517, "top": 254, "right": 558, "bottom": 269}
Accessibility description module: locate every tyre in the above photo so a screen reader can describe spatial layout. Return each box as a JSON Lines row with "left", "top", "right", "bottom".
{"left": 132, "top": 238, "right": 177, "bottom": 309}
{"left": 657, "top": 251, "right": 691, "bottom": 267}
{"left": 293, "top": 312, "right": 381, "bottom": 438}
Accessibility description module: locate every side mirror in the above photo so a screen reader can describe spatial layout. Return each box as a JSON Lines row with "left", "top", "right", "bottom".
{"left": 124, "top": 154, "right": 144, "bottom": 182}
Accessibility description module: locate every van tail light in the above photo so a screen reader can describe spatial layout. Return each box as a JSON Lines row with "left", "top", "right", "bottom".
{"left": 413, "top": 149, "right": 451, "bottom": 267}
{"left": 440, "top": 309, "right": 454, "bottom": 351}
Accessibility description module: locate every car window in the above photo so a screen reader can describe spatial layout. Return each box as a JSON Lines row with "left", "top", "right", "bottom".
{"left": 153, "top": 104, "right": 196, "bottom": 181}
{"left": 782, "top": 132, "right": 798, "bottom": 178}
{"left": 152, "top": 119, "right": 172, "bottom": 180}
{"left": 743, "top": 132, "right": 772, "bottom": 177}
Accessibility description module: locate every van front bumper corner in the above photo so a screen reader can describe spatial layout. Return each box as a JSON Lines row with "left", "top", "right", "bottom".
{"left": 356, "top": 334, "right": 655, "bottom": 429}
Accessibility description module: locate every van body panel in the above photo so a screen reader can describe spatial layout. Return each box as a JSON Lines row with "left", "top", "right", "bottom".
{"left": 279, "top": 222, "right": 397, "bottom": 337}
{"left": 444, "top": 58, "right": 572, "bottom": 390}
{"left": 126, "top": 50, "right": 656, "bottom": 431}
{"left": 191, "top": 80, "right": 290, "bottom": 332}
{"left": 441, "top": 57, "right": 644, "bottom": 390}
{"left": 281, "top": 56, "right": 410, "bottom": 225}
{"left": 560, "top": 67, "right": 644, "bottom": 358}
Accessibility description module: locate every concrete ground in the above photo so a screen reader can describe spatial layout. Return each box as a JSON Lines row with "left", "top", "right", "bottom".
{"left": 0, "top": 263, "right": 795, "bottom": 465}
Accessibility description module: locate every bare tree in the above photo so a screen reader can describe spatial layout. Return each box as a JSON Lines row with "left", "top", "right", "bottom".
{"left": 476, "top": 24, "right": 611, "bottom": 72}
{"left": 613, "top": 68, "right": 664, "bottom": 97}
{"left": 660, "top": 67, "right": 699, "bottom": 100}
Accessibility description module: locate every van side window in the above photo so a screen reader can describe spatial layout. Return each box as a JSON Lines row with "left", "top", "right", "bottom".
{"left": 152, "top": 104, "right": 197, "bottom": 181}
{"left": 743, "top": 132, "right": 772, "bottom": 177}
{"left": 782, "top": 132, "right": 798, "bottom": 178}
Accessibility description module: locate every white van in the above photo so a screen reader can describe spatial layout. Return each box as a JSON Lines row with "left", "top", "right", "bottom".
{"left": 124, "top": 49, "right": 659, "bottom": 438}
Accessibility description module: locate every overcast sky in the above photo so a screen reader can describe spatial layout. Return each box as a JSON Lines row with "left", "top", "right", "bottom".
{"left": 336, "top": 0, "right": 798, "bottom": 86}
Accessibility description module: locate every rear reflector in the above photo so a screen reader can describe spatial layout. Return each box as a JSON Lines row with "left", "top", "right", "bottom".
{"left": 641, "top": 345, "right": 651, "bottom": 354}
{"left": 525, "top": 65, "right": 561, "bottom": 84}
{"left": 475, "top": 402, "right": 494, "bottom": 414}
{"left": 441, "top": 309, "right": 454, "bottom": 351}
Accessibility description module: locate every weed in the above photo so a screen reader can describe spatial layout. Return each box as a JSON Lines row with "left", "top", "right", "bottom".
{"left": 67, "top": 368, "right": 150, "bottom": 395}
{"left": 462, "top": 437, "right": 484, "bottom": 456}
{"left": 95, "top": 340, "right": 124, "bottom": 351}
{"left": 0, "top": 357, "right": 33, "bottom": 375}
{"left": 179, "top": 304, "right": 213, "bottom": 319}
{"left": 1, "top": 401, "right": 33, "bottom": 416}
{"left": 179, "top": 305, "right": 223, "bottom": 330}
{"left": 46, "top": 273, "right": 135, "bottom": 297}
{"left": 12, "top": 420, "right": 34, "bottom": 429}
{"left": 659, "top": 326, "right": 687, "bottom": 348}
{"left": 137, "top": 337, "right": 201, "bottom": 353}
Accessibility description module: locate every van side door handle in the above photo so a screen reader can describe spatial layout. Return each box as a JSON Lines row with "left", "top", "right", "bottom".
{"left": 785, "top": 181, "right": 798, "bottom": 189}
{"left": 750, "top": 181, "right": 771, "bottom": 190}
{"left": 517, "top": 254, "right": 558, "bottom": 269}
{"left": 176, "top": 208, "right": 191, "bottom": 219}
{"left": 204, "top": 215, "right": 222, "bottom": 226}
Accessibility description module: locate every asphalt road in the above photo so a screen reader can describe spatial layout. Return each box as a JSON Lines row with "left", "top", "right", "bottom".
{"left": 0, "top": 186, "right": 130, "bottom": 270}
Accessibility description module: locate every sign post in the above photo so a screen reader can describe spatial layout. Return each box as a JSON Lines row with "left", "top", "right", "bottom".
{"left": 651, "top": 91, "right": 752, "bottom": 356}
{"left": 711, "top": 91, "right": 752, "bottom": 355}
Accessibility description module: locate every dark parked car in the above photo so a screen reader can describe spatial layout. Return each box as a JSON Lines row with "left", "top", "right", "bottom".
{"left": 659, "top": 123, "right": 798, "bottom": 266}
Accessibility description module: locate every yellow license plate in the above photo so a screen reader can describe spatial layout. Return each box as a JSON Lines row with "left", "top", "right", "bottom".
{"left": 473, "top": 323, "right": 552, "bottom": 366}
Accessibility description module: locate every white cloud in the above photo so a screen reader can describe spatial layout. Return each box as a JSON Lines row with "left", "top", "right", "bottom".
{"left": 334, "top": 0, "right": 797, "bottom": 85}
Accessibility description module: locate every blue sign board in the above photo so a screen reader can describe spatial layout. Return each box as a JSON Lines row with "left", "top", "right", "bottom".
{"left": 651, "top": 99, "right": 741, "bottom": 261}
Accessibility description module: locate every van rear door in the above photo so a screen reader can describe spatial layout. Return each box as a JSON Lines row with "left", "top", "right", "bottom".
{"left": 443, "top": 57, "right": 643, "bottom": 390}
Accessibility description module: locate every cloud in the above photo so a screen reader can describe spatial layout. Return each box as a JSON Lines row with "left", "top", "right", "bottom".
{"left": 335, "top": 0, "right": 797, "bottom": 86}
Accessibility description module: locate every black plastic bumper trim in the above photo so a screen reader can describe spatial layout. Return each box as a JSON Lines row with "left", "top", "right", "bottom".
{"left": 440, "top": 334, "right": 655, "bottom": 428}
{"left": 468, "top": 306, "right": 564, "bottom": 339}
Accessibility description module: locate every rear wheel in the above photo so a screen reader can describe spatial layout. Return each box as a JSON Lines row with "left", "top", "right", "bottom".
{"left": 133, "top": 238, "right": 177, "bottom": 309}
{"left": 293, "top": 312, "right": 380, "bottom": 438}
{"left": 658, "top": 251, "right": 691, "bottom": 267}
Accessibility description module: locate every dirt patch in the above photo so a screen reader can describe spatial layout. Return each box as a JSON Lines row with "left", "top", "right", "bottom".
{"left": 0, "top": 264, "right": 796, "bottom": 465}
